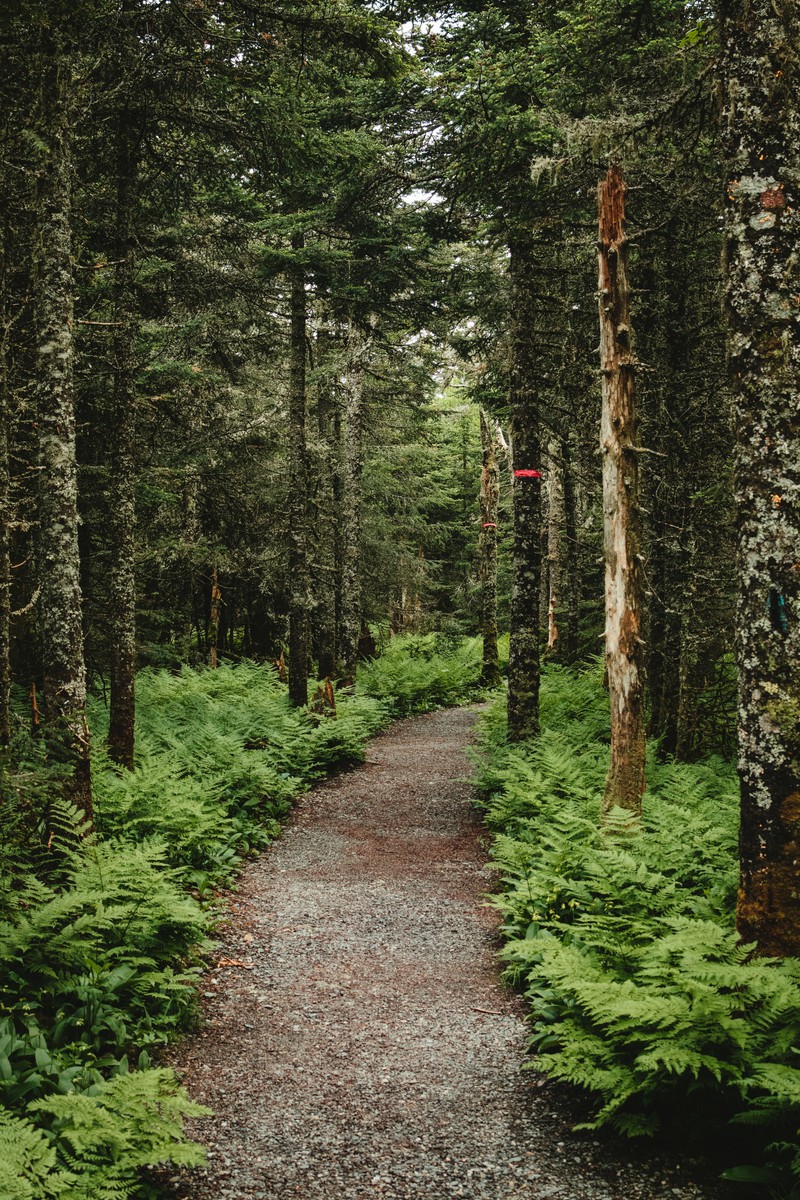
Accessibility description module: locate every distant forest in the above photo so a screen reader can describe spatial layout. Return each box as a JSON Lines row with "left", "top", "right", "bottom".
{"left": 1, "top": 0, "right": 798, "bottom": 995}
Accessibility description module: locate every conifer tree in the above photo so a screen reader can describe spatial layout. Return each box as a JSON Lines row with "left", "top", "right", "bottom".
{"left": 33, "top": 21, "right": 92, "bottom": 818}
{"left": 107, "top": 0, "right": 142, "bottom": 767}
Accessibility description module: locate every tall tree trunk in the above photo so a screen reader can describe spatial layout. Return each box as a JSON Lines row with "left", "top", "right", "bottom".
{"left": 287, "top": 233, "right": 309, "bottom": 706}
{"left": 597, "top": 164, "right": 646, "bottom": 818}
{"left": 313, "top": 328, "right": 337, "bottom": 679}
{"left": 34, "top": 39, "right": 92, "bottom": 821}
{"left": 0, "top": 219, "right": 12, "bottom": 749}
{"left": 479, "top": 408, "right": 502, "bottom": 688}
{"left": 545, "top": 438, "right": 565, "bottom": 656}
{"left": 209, "top": 565, "right": 221, "bottom": 668}
{"left": 720, "top": 0, "right": 800, "bottom": 955}
{"left": 107, "top": 87, "right": 138, "bottom": 769}
{"left": 560, "top": 436, "right": 580, "bottom": 664}
{"left": 337, "top": 333, "right": 365, "bottom": 685}
{"left": 507, "top": 231, "right": 541, "bottom": 742}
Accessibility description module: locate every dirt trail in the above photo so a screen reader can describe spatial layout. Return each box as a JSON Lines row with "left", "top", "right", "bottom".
{"left": 164, "top": 706, "right": 722, "bottom": 1200}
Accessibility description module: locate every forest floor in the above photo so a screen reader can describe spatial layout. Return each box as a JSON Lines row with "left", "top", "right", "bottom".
{"left": 161, "top": 706, "right": 729, "bottom": 1200}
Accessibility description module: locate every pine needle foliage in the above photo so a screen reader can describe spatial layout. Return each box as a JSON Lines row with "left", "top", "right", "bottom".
{"left": 476, "top": 662, "right": 800, "bottom": 1158}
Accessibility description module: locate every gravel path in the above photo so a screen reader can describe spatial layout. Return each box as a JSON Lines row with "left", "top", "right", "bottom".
{"left": 163, "top": 706, "right": 728, "bottom": 1200}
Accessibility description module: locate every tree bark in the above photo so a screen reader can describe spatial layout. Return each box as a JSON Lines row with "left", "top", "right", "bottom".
{"left": 108, "top": 80, "right": 138, "bottom": 768}
{"left": 479, "top": 408, "right": 502, "bottom": 688}
{"left": 0, "top": 217, "right": 12, "bottom": 749}
{"left": 34, "top": 38, "right": 92, "bottom": 821}
{"left": 337, "top": 332, "right": 366, "bottom": 686}
{"left": 209, "top": 565, "right": 221, "bottom": 668}
{"left": 313, "top": 327, "right": 338, "bottom": 679}
{"left": 287, "top": 233, "right": 310, "bottom": 706}
{"left": 545, "top": 438, "right": 565, "bottom": 656}
{"left": 507, "top": 231, "right": 541, "bottom": 742}
{"left": 720, "top": 0, "right": 800, "bottom": 955}
{"left": 597, "top": 164, "right": 646, "bottom": 818}
{"left": 560, "top": 436, "right": 580, "bottom": 664}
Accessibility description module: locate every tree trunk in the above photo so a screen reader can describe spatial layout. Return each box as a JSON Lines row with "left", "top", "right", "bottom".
{"left": 34, "top": 39, "right": 92, "bottom": 821}
{"left": 507, "top": 231, "right": 542, "bottom": 742}
{"left": 720, "top": 0, "right": 800, "bottom": 955}
{"left": 107, "top": 87, "right": 138, "bottom": 769}
{"left": 287, "top": 232, "right": 309, "bottom": 706}
{"left": 560, "top": 436, "right": 580, "bottom": 664}
{"left": 313, "top": 328, "right": 337, "bottom": 679}
{"left": 597, "top": 164, "right": 646, "bottom": 818}
{"left": 0, "top": 218, "right": 12, "bottom": 749}
{"left": 209, "top": 565, "right": 221, "bottom": 668}
{"left": 479, "top": 408, "right": 502, "bottom": 688}
{"left": 337, "top": 333, "right": 366, "bottom": 686}
{"left": 545, "top": 438, "right": 565, "bottom": 656}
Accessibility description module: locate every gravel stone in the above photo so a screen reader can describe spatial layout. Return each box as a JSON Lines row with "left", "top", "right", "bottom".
{"left": 161, "top": 707, "right": 731, "bottom": 1200}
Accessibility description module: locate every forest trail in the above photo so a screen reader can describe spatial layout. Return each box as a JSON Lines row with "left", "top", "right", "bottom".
{"left": 164, "top": 707, "right": 719, "bottom": 1200}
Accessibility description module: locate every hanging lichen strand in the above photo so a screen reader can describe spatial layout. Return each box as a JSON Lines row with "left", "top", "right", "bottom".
{"left": 597, "top": 164, "right": 646, "bottom": 819}
{"left": 720, "top": 0, "right": 800, "bottom": 956}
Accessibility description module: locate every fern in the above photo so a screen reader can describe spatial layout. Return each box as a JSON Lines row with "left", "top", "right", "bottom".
{"left": 0, "top": 1111, "right": 66, "bottom": 1199}
{"left": 0, "top": 1069, "right": 208, "bottom": 1200}
{"left": 0, "top": 641, "right": 480, "bottom": 1194}
{"left": 356, "top": 633, "right": 483, "bottom": 714}
{"left": 478, "top": 662, "right": 800, "bottom": 1154}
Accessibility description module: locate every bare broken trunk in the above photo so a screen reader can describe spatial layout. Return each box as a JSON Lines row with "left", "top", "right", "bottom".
{"left": 479, "top": 409, "right": 502, "bottom": 688}
{"left": 597, "top": 164, "right": 646, "bottom": 818}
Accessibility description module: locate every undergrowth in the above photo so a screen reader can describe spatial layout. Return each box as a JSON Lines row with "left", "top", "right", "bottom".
{"left": 476, "top": 662, "right": 800, "bottom": 1193}
{"left": 0, "top": 635, "right": 483, "bottom": 1200}
{"left": 356, "top": 632, "right": 483, "bottom": 715}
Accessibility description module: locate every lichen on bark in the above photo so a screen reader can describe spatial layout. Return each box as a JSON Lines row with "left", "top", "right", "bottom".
{"left": 337, "top": 331, "right": 367, "bottom": 687}
{"left": 479, "top": 408, "right": 502, "bottom": 689}
{"left": 720, "top": 0, "right": 800, "bottom": 954}
{"left": 34, "top": 36, "right": 92, "bottom": 820}
{"left": 287, "top": 232, "right": 310, "bottom": 708}
{"left": 507, "top": 231, "right": 542, "bottom": 742}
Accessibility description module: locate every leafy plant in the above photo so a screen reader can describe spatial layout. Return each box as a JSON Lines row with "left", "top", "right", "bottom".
{"left": 0, "top": 1069, "right": 208, "bottom": 1200}
{"left": 477, "top": 663, "right": 800, "bottom": 1168}
{"left": 356, "top": 632, "right": 483, "bottom": 715}
{"left": 0, "top": 640, "right": 480, "bottom": 1197}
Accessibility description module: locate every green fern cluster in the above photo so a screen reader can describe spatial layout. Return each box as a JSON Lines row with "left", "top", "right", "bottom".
{"left": 478, "top": 663, "right": 800, "bottom": 1159}
{"left": 356, "top": 633, "right": 484, "bottom": 715}
{"left": 1, "top": 639, "right": 480, "bottom": 1198}
{"left": 0, "top": 1068, "right": 208, "bottom": 1200}
{"left": 90, "top": 662, "right": 389, "bottom": 882}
